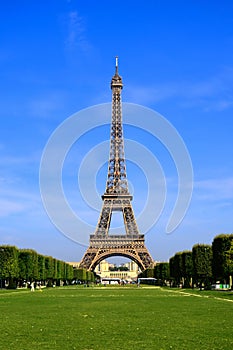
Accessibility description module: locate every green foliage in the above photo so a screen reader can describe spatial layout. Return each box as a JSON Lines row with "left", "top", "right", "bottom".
{"left": 154, "top": 262, "right": 169, "bottom": 285}
{"left": 192, "top": 244, "right": 212, "bottom": 287}
{"left": 169, "top": 252, "right": 183, "bottom": 285}
{"left": 169, "top": 256, "right": 175, "bottom": 280}
{"left": 56, "top": 260, "right": 63, "bottom": 280}
{"left": 53, "top": 258, "right": 58, "bottom": 280}
{"left": 181, "top": 251, "right": 193, "bottom": 276}
{"left": 44, "top": 256, "right": 54, "bottom": 280}
{"left": 65, "top": 264, "right": 74, "bottom": 281}
{"left": 86, "top": 270, "right": 94, "bottom": 282}
{"left": 145, "top": 268, "right": 154, "bottom": 278}
{"left": 212, "top": 234, "right": 233, "bottom": 280}
{"left": 38, "top": 254, "right": 45, "bottom": 280}
{"left": 18, "top": 249, "right": 38, "bottom": 281}
{"left": 138, "top": 267, "right": 154, "bottom": 278}
{"left": 169, "top": 251, "right": 193, "bottom": 287}
{"left": 109, "top": 265, "right": 129, "bottom": 271}
{"left": 74, "top": 268, "right": 87, "bottom": 281}
{"left": 182, "top": 251, "right": 193, "bottom": 287}
{"left": 226, "top": 240, "right": 233, "bottom": 276}
{"left": 0, "top": 246, "right": 19, "bottom": 279}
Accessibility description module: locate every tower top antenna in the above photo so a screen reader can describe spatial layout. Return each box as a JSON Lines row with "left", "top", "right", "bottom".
{"left": 115, "top": 56, "right": 119, "bottom": 74}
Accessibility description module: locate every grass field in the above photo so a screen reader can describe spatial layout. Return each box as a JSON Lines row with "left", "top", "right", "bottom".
{"left": 0, "top": 286, "right": 232, "bottom": 350}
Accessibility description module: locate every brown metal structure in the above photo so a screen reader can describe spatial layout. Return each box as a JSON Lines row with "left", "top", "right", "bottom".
{"left": 79, "top": 58, "right": 154, "bottom": 271}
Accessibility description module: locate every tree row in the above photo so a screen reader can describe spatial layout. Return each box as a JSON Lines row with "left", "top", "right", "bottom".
{"left": 0, "top": 245, "right": 94, "bottom": 289}
{"left": 139, "top": 233, "right": 233, "bottom": 289}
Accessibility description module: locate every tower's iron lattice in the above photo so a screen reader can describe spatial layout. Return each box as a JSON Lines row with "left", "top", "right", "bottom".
{"left": 79, "top": 58, "right": 154, "bottom": 271}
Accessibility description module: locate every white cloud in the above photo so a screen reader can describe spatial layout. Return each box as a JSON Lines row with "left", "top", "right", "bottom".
{"left": 0, "top": 199, "right": 26, "bottom": 217}
{"left": 0, "top": 172, "right": 42, "bottom": 219}
{"left": 195, "top": 177, "right": 233, "bottom": 201}
{"left": 126, "top": 67, "right": 233, "bottom": 111}
{"left": 66, "top": 11, "right": 91, "bottom": 53}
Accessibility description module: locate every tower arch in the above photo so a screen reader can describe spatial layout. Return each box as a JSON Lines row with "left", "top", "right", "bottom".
{"left": 90, "top": 252, "right": 142, "bottom": 272}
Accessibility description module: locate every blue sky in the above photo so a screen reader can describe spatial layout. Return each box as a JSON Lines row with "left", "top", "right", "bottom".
{"left": 0, "top": 1, "right": 233, "bottom": 263}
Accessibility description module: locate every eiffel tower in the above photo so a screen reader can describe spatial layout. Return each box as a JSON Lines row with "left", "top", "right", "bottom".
{"left": 79, "top": 58, "right": 154, "bottom": 271}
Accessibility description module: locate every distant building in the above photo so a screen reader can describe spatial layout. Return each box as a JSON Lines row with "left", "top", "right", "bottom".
{"left": 94, "top": 260, "right": 140, "bottom": 282}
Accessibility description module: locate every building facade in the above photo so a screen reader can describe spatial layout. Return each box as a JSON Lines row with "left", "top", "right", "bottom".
{"left": 94, "top": 259, "right": 140, "bottom": 282}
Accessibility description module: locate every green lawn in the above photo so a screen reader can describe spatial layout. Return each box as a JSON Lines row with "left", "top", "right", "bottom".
{"left": 0, "top": 286, "right": 232, "bottom": 350}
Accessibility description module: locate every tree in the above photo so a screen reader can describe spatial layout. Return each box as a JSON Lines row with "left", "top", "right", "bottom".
{"left": 192, "top": 244, "right": 212, "bottom": 288}
{"left": 65, "top": 264, "right": 74, "bottom": 282}
{"left": 169, "top": 252, "right": 183, "bottom": 286}
{"left": 225, "top": 239, "right": 233, "bottom": 289}
{"left": 74, "top": 268, "right": 87, "bottom": 282}
{"left": 86, "top": 270, "right": 94, "bottom": 283}
{"left": 38, "top": 254, "right": 45, "bottom": 281}
{"left": 18, "top": 249, "right": 38, "bottom": 282}
{"left": 0, "top": 246, "right": 19, "bottom": 288}
{"left": 154, "top": 262, "right": 169, "bottom": 286}
{"left": 53, "top": 258, "right": 58, "bottom": 281}
{"left": 212, "top": 234, "right": 233, "bottom": 282}
{"left": 55, "top": 260, "right": 63, "bottom": 286}
{"left": 181, "top": 251, "right": 193, "bottom": 288}
{"left": 226, "top": 240, "right": 233, "bottom": 275}
{"left": 45, "top": 256, "right": 54, "bottom": 283}
{"left": 145, "top": 268, "right": 154, "bottom": 278}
